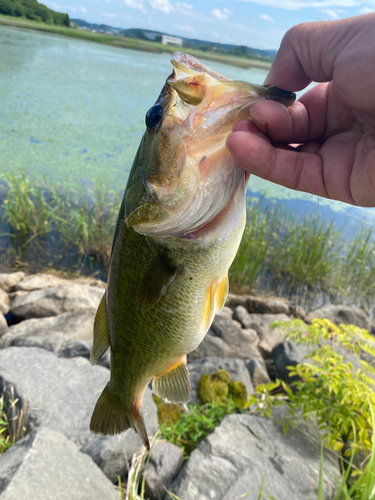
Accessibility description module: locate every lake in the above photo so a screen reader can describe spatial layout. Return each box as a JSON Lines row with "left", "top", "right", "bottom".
{"left": 1, "top": 24, "right": 374, "bottom": 236}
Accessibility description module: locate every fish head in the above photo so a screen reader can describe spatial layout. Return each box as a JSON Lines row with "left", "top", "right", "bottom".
{"left": 125, "top": 51, "right": 295, "bottom": 238}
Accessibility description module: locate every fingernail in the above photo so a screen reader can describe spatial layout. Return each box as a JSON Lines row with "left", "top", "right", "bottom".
{"left": 250, "top": 109, "right": 268, "bottom": 133}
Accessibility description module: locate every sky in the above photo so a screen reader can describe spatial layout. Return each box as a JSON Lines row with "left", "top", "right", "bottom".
{"left": 45, "top": 0, "right": 375, "bottom": 50}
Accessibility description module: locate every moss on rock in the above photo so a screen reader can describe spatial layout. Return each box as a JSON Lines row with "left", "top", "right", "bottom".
{"left": 198, "top": 369, "right": 247, "bottom": 408}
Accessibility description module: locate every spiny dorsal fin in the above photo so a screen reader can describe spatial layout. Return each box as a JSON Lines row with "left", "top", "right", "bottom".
{"left": 90, "top": 384, "right": 150, "bottom": 450}
{"left": 90, "top": 293, "right": 111, "bottom": 365}
{"left": 152, "top": 356, "right": 190, "bottom": 404}
{"left": 137, "top": 249, "right": 184, "bottom": 314}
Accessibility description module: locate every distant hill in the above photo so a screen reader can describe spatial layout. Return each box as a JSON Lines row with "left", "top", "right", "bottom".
{"left": 0, "top": 0, "right": 69, "bottom": 26}
{"left": 71, "top": 19, "right": 277, "bottom": 61}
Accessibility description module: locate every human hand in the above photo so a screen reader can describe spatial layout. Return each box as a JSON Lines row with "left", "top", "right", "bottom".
{"left": 226, "top": 14, "right": 375, "bottom": 207}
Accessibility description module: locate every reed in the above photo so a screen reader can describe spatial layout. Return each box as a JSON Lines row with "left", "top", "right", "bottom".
{"left": 1, "top": 171, "right": 375, "bottom": 313}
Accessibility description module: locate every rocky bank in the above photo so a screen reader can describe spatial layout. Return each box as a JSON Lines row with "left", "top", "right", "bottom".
{"left": 0, "top": 272, "right": 373, "bottom": 500}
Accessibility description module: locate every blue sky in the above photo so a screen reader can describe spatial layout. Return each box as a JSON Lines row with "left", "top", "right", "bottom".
{"left": 45, "top": 0, "right": 375, "bottom": 49}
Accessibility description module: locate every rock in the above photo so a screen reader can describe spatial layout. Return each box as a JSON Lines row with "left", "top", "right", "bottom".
{"left": 142, "top": 441, "right": 184, "bottom": 500}
{"left": 0, "top": 272, "right": 25, "bottom": 292}
{"left": 239, "top": 313, "right": 290, "bottom": 357}
{"left": 0, "top": 312, "right": 8, "bottom": 337}
{"left": 0, "top": 288, "right": 10, "bottom": 316}
{"left": 1, "top": 310, "right": 96, "bottom": 353}
{"left": 187, "top": 357, "right": 253, "bottom": 403}
{"left": 10, "top": 284, "right": 104, "bottom": 319}
{"left": 82, "top": 389, "right": 159, "bottom": 482}
{"left": 210, "top": 315, "right": 261, "bottom": 359}
{"left": 168, "top": 412, "right": 339, "bottom": 500}
{"left": 217, "top": 306, "right": 233, "bottom": 321}
{"left": 0, "top": 347, "right": 158, "bottom": 452}
{"left": 271, "top": 341, "right": 311, "bottom": 385}
{"left": 289, "top": 304, "right": 307, "bottom": 321}
{"left": 226, "top": 293, "right": 290, "bottom": 315}
{"left": 232, "top": 305, "right": 248, "bottom": 324}
{"left": 187, "top": 332, "right": 236, "bottom": 362}
{"left": 0, "top": 427, "right": 117, "bottom": 500}
{"left": 246, "top": 358, "right": 271, "bottom": 387}
{"left": 13, "top": 273, "right": 68, "bottom": 292}
{"left": 306, "top": 304, "right": 370, "bottom": 330}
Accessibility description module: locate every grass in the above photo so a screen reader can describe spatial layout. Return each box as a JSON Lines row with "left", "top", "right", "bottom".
{"left": 2, "top": 171, "right": 375, "bottom": 313}
{"left": 0, "top": 385, "right": 29, "bottom": 454}
{"left": 0, "top": 13, "right": 272, "bottom": 70}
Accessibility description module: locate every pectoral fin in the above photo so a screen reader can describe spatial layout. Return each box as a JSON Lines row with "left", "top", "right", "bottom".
{"left": 153, "top": 356, "right": 190, "bottom": 403}
{"left": 90, "top": 294, "right": 111, "bottom": 365}
{"left": 214, "top": 275, "right": 229, "bottom": 314}
{"left": 137, "top": 250, "right": 184, "bottom": 313}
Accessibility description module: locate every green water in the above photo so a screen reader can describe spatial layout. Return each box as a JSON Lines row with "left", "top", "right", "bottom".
{"left": 1, "top": 24, "right": 375, "bottom": 231}
{"left": 0, "top": 25, "right": 268, "bottom": 187}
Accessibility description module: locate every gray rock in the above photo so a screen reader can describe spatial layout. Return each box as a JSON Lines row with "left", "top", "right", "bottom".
{"left": 82, "top": 389, "right": 159, "bottom": 482}
{"left": 239, "top": 313, "right": 290, "bottom": 357}
{"left": 0, "top": 347, "right": 158, "bottom": 452}
{"left": 10, "top": 284, "right": 104, "bottom": 319}
{"left": 0, "top": 427, "right": 117, "bottom": 500}
{"left": 0, "top": 288, "right": 10, "bottom": 316}
{"left": 271, "top": 341, "right": 311, "bottom": 385}
{"left": 188, "top": 357, "right": 253, "bottom": 403}
{"left": 13, "top": 273, "right": 69, "bottom": 292}
{"left": 143, "top": 441, "right": 184, "bottom": 500}
{"left": 0, "top": 312, "right": 7, "bottom": 337}
{"left": 210, "top": 315, "right": 261, "bottom": 360}
{"left": 168, "top": 412, "right": 339, "bottom": 500}
{"left": 307, "top": 304, "right": 370, "bottom": 330}
{"left": 226, "top": 293, "right": 290, "bottom": 315}
{"left": 289, "top": 304, "right": 307, "bottom": 321}
{"left": 246, "top": 358, "right": 271, "bottom": 387}
{"left": 217, "top": 306, "right": 233, "bottom": 321}
{"left": 0, "top": 272, "right": 25, "bottom": 292}
{"left": 1, "top": 310, "right": 95, "bottom": 352}
{"left": 187, "top": 332, "right": 236, "bottom": 362}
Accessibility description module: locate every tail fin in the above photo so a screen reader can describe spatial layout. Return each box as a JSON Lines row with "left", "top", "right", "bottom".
{"left": 90, "top": 385, "right": 150, "bottom": 451}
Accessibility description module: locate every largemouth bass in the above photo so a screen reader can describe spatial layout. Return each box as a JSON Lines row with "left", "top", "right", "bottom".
{"left": 90, "top": 52, "right": 295, "bottom": 449}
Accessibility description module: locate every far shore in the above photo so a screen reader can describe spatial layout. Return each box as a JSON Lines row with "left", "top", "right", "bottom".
{"left": 0, "top": 14, "right": 272, "bottom": 70}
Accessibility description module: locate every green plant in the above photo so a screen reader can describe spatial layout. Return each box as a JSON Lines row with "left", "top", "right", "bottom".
{"left": 159, "top": 400, "right": 242, "bottom": 459}
{"left": 0, "top": 386, "right": 29, "bottom": 454}
{"left": 247, "top": 319, "right": 375, "bottom": 497}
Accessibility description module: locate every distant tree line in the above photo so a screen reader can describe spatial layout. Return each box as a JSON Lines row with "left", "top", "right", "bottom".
{"left": 0, "top": 0, "right": 70, "bottom": 26}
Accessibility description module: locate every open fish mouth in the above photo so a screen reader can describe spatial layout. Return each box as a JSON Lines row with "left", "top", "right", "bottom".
{"left": 126, "top": 52, "right": 295, "bottom": 240}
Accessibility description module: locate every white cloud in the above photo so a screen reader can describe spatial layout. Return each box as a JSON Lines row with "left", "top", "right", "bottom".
{"left": 321, "top": 8, "right": 339, "bottom": 17}
{"left": 102, "top": 11, "right": 117, "bottom": 17}
{"left": 176, "top": 24, "right": 194, "bottom": 31}
{"left": 46, "top": 2, "right": 61, "bottom": 9}
{"left": 176, "top": 1, "right": 193, "bottom": 11}
{"left": 122, "top": 14, "right": 133, "bottom": 19}
{"left": 65, "top": 5, "right": 77, "bottom": 12}
{"left": 359, "top": 6, "right": 375, "bottom": 14}
{"left": 235, "top": 0, "right": 370, "bottom": 11}
{"left": 211, "top": 8, "right": 231, "bottom": 19}
{"left": 149, "top": 0, "right": 174, "bottom": 14}
{"left": 123, "top": 0, "right": 147, "bottom": 12}
{"left": 80, "top": 6, "right": 87, "bottom": 12}
{"left": 260, "top": 13, "right": 275, "bottom": 22}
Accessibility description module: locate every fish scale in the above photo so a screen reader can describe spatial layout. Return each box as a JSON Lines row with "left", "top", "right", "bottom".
{"left": 89, "top": 52, "right": 295, "bottom": 449}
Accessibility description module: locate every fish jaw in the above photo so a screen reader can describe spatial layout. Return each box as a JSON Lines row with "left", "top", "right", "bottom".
{"left": 125, "top": 52, "right": 295, "bottom": 239}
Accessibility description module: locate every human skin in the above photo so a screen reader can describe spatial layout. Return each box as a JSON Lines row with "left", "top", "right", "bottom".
{"left": 226, "top": 13, "right": 375, "bottom": 207}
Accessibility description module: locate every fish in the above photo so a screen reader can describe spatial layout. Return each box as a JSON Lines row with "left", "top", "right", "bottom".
{"left": 89, "top": 51, "right": 295, "bottom": 450}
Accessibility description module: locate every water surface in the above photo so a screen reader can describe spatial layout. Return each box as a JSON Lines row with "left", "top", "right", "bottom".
{"left": 1, "top": 25, "right": 374, "bottom": 235}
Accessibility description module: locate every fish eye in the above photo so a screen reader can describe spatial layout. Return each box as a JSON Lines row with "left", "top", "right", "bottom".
{"left": 145, "top": 104, "right": 163, "bottom": 129}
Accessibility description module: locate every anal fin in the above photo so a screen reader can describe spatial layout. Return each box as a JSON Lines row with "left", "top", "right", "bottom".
{"left": 153, "top": 356, "right": 190, "bottom": 403}
{"left": 90, "top": 294, "right": 111, "bottom": 365}
{"left": 90, "top": 385, "right": 150, "bottom": 450}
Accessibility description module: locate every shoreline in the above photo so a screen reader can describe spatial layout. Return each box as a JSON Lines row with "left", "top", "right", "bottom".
{"left": 0, "top": 15, "right": 272, "bottom": 70}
